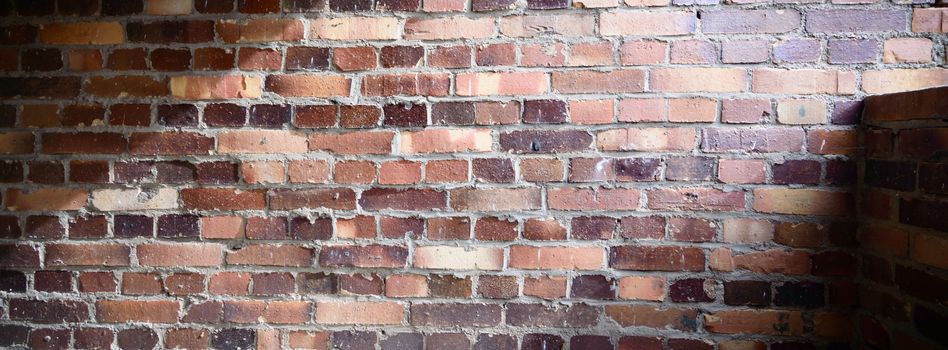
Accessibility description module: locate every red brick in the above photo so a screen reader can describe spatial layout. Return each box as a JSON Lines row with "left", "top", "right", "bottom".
{"left": 97, "top": 300, "right": 179, "bottom": 323}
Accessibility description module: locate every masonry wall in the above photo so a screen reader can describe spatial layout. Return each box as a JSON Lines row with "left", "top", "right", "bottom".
{"left": 857, "top": 87, "right": 948, "bottom": 349}
{"left": 0, "top": 0, "right": 946, "bottom": 349}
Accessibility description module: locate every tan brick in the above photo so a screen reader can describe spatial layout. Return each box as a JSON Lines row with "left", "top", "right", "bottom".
{"left": 456, "top": 72, "right": 549, "bottom": 96}
{"left": 219, "top": 130, "right": 308, "bottom": 154}
{"left": 138, "top": 243, "right": 224, "bottom": 267}
{"left": 601, "top": 11, "right": 696, "bottom": 36}
{"left": 752, "top": 69, "right": 855, "bottom": 95}
{"left": 265, "top": 75, "right": 351, "bottom": 97}
{"left": 413, "top": 246, "right": 503, "bottom": 270}
{"left": 405, "top": 17, "right": 494, "bottom": 40}
{"left": 722, "top": 218, "right": 774, "bottom": 243}
{"left": 311, "top": 17, "right": 401, "bottom": 40}
{"left": 509, "top": 246, "right": 605, "bottom": 270}
{"left": 753, "top": 189, "right": 852, "bottom": 216}
{"left": 170, "top": 76, "right": 263, "bottom": 99}
{"left": 91, "top": 188, "right": 178, "bottom": 211}
{"left": 862, "top": 69, "right": 948, "bottom": 94}
{"left": 597, "top": 127, "right": 696, "bottom": 151}
{"left": 618, "top": 276, "right": 665, "bottom": 301}
{"left": 400, "top": 129, "right": 491, "bottom": 154}
{"left": 499, "top": 14, "right": 596, "bottom": 37}
{"left": 651, "top": 68, "right": 746, "bottom": 92}
{"left": 883, "top": 38, "right": 933, "bottom": 63}
{"left": 776, "top": 99, "right": 827, "bottom": 125}
{"left": 315, "top": 301, "right": 404, "bottom": 325}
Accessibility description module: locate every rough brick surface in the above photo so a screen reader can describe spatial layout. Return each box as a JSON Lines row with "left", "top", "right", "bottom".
{"left": 0, "top": 2, "right": 945, "bottom": 349}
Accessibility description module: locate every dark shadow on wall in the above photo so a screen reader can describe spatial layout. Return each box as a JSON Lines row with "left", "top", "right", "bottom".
{"left": 856, "top": 85, "right": 948, "bottom": 349}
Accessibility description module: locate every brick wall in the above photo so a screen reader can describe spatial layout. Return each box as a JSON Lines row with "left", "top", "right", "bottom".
{"left": 0, "top": 0, "right": 946, "bottom": 349}
{"left": 858, "top": 86, "right": 948, "bottom": 349}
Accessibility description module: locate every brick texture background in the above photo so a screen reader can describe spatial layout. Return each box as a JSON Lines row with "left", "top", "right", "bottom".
{"left": 0, "top": 0, "right": 946, "bottom": 349}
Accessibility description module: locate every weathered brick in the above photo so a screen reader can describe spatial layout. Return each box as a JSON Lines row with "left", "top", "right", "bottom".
{"left": 265, "top": 75, "right": 351, "bottom": 97}
{"left": 806, "top": 10, "right": 907, "bottom": 33}
{"left": 39, "top": 22, "right": 123, "bottom": 44}
{"left": 500, "top": 14, "right": 595, "bottom": 37}
{"left": 702, "top": 10, "right": 801, "bottom": 34}
{"left": 171, "top": 75, "right": 262, "bottom": 99}
{"left": 601, "top": 11, "right": 696, "bottom": 36}
{"left": 311, "top": 17, "right": 400, "bottom": 40}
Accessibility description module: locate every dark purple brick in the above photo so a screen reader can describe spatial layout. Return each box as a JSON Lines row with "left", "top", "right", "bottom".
{"left": 473, "top": 0, "right": 516, "bottom": 11}
{"left": 0, "top": 270, "right": 27, "bottom": 292}
{"left": 571, "top": 216, "right": 616, "bottom": 240}
{"left": 571, "top": 275, "right": 615, "bottom": 300}
{"left": 475, "top": 334, "right": 517, "bottom": 350}
{"left": 527, "top": 0, "right": 567, "bottom": 9}
{"left": 473, "top": 158, "right": 515, "bottom": 183}
{"left": 9, "top": 299, "right": 88, "bottom": 323}
{"left": 523, "top": 100, "right": 567, "bottom": 124}
{"left": 828, "top": 39, "right": 877, "bottom": 64}
{"left": 30, "top": 329, "right": 70, "bottom": 350}
{"left": 297, "top": 272, "right": 337, "bottom": 294}
{"left": 101, "top": 0, "right": 142, "bottom": 15}
{"left": 252, "top": 272, "right": 295, "bottom": 295}
{"left": 286, "top": 47, "right": 331, "bottom": 70}
{"left": 204, "top": 103, "right": 246, "bottom": 127}
{"left": 328, "top": 0, "right": 372, "bottom": 11}
{"left": 426, "top": 333, "right": 470, "bottom": 349}
{"left": 196, "top": 161, "right": 238, "bottom": 184}
{"left": 16, "top": 0, "right": 55, "bottom": 16}
{"left": 772, "top": 159, "right": 821, "bottom": 185}
{"left": 0, "top": 161, "right": 23, "bottom": 183}
{"left": 381, "top": 333, "right": 422, "bottom": 350}
{"left": 383, "top": 103, "right": 427, "bottom": 127}
{"left": 522, "top": 334, "right": 564, "bottom": 350}
{"left": 333, "top": 331, "right": 377, "bottom": 350}
{"left": 0, "top": 325, "right": 28, "bottom": 347}
{"left": 156, "top": 161, "right": 196, "bottom": 183}
{"left": 34, "top": 270, "right": 72, "bottom": 292}
{"left": 339, "top": 273, "right": 383, "bottom": 295}
{"left": 806, "top": 10, "right": 907, "bottom": 33}
{"left": 774, "top": 281, "right": 824, "bottom": 308}
{"left": 0, "top": 216, "right": 20, "bottom": 239}
{"left": 58, "top": 0, "right": 99, "bottom": 16}
{"left": 25, "top": 215, "right": 64, "bottom": 239}
{"left": 724, "top": 280, "right": 771, "bottom": 306}
{"left": 500, "top": 130, "right": 593, "bottom": 153}
{"left": 28, "top": 161, "right": 64, "bottom": 184}
{"left": 249, "top": 104, "right": 291, "bottom": 127}
{"left": 74, "top": 328, "right": 114, "bottom": 350}
{"left": 381, "top": 46, "right": 424, "bottom": 68}
{"left": 774, "top": 39, "right": 820, "bottom": 63}
{"left": 570, "top": 335, "right": 613, "bottom": 350}
{"left": 865, "top": 160, "right": 916, "bottom": 191}
{"left": 22, "top": 48, "right": 62, "bottom": 71}
{"left": 919, "top": 162, "right": 948, "bottom": 195}
{"left": 376, "top": 0, "right": 419, "bottom": 11}
{"left": 832, "top": 100, "right": 862, "bottom": 125}
{"left": 826, "top": 160, "right": 856, "bottom": 186}
{"left": 669, "top": 278, "right": 714, "bottom": 302}
{"left": 113, "top": 215, "right": 153, "bottom": 238}
{"left": 669, "top": 339, "right": 713, "bottom": 350}
{"left": 900, "top": 198, "right": 948, "bottom": 233}
{"left": 158, "top": 104, "right": 198, "bottom": 127}
{"left": 157, "top": 214, "right": 199, "bottom": 238}
{"left": 614, "top": 158, "right": 661, "bottom": 181}
{"left": 290, "top": 217, "right": 333, "bottom": 240}
{"left": 212, "top": 329, "right": 255, "bottom": 350}
{"left": 665, "top": 156, "right": 715, "bottom": 181}
{"left": 432, "top": 102, "right": 475, "bottom": 125}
